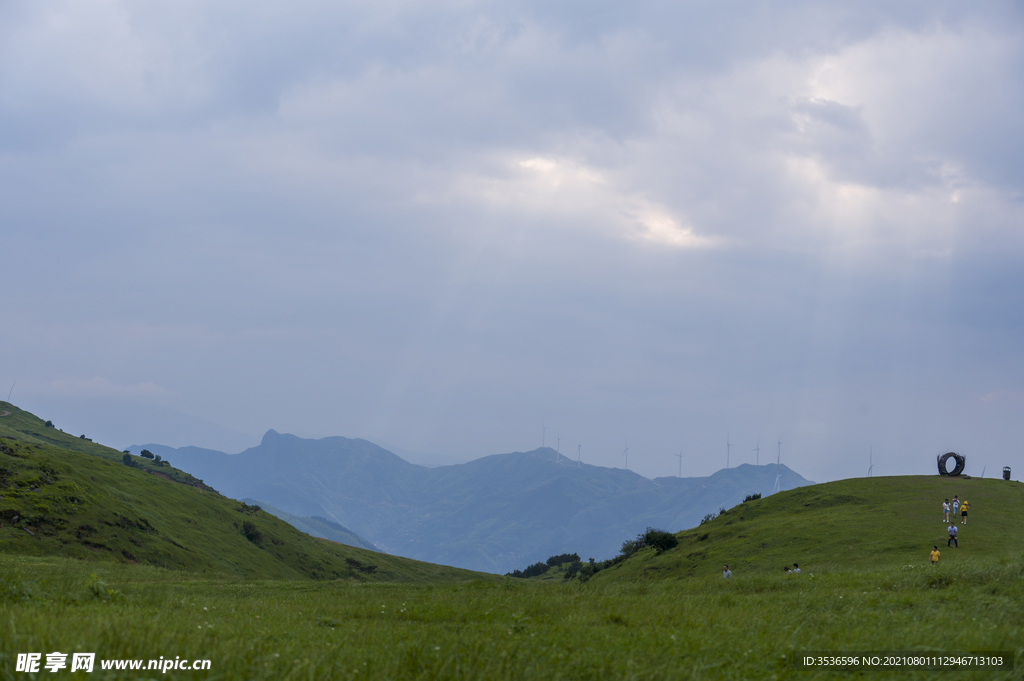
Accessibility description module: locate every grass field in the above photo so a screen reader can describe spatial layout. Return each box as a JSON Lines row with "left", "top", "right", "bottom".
{"left": 3, "top": 400, "right": 1022, "bottom": 679}
{"left": 1, "top": 551, "right": 1021, "bottom": 680}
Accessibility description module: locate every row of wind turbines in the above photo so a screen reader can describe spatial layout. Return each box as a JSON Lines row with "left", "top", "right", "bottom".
{"left": 542, "top": 424, "right": 791, "bottom": 490}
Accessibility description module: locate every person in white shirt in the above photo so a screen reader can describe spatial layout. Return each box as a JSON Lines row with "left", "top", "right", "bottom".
{"left": 723, "top": 564, "right": 732, "bottom": 579}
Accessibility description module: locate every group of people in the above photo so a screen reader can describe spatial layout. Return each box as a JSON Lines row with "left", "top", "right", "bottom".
{"left": 941, "top": 495, "right": 969, "bottom": 525}
{"left": 930, "top": 494, "right": 972, "bottom": 565}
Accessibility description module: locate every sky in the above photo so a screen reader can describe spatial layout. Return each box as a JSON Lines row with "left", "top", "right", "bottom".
{"left": 2, "top": 1, "right": 1023, "bottom": 483}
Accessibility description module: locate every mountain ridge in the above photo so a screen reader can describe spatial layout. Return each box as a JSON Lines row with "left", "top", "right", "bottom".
{"left": 136, "top": 431, "right": 813, "bottom": 573}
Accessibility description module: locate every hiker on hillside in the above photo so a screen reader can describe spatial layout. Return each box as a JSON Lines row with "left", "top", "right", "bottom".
{"left": 943, "top": 499, "right": 950, "bottom": 523}
{"left": 723, "top": 564, "right": 732, "bottom": 579}
{"left": 784, "top": 566, "right": 790, "bottom": 573}
{"left": 960, "top": 500, "right": 969, "bottom": 525}
{"left": 952, "top": 496, "right": 960, "bottom": 517}
{"left": 792, "top": 563, "right": 800, "bottom": 573}
{"left": 947, "top": 524, "right": 958, "bottom": 548}
{"left": 930, "top": 546, "right": 940, "bottom": 565}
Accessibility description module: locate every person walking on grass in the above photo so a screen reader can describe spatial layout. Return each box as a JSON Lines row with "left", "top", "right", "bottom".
{"left": 960, "top": 500, "right": 969, "bottom": 525}
{"left": 943, "top": 499, "right": 950, "bottom": 523}
{"left": 952, "top": 496, "right": 960, "bottom": 518}
{"left": 723, "top": 564, "right": 732, "bottom": 579}
{"left": 930, "top": 546, "right": 940, "bottom": 565}
{"left": 947, "top": 524, "right": 958, "bottom": 548}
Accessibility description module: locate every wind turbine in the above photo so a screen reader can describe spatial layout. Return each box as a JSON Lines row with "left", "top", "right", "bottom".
{"left": 542, "top": 423, "right": 546, "bottom": 449}
{"left": 676, "top": 446, "right": 684, "bottom": 478}
{"left": 772, "top": 439, "right": 782, "bottom": 494}
{"left": 576, "top": 443, "right": 582, "bottom": 468}
{"left": 981, "top": 465, "right": 986, "bottom": 478}
{"left": 753, "top": 439, "right": 761, "bottom": 466}
{"left": 867, "top": 447, "right": 874, "bottom": 477}
{"left": 556, "top": 433, "right": 560, "bottom": 460}
{"left": 623, "top": 445, "right": 629, "bottom": 471}
{"left": 727, "top": 432, "right": 731, "bottom": 469}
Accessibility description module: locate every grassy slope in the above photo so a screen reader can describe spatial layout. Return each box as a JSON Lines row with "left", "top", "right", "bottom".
{"left": 0, "top": 401, "right": 214, "bottom": 491}
{"left": 0, "top": 407, "right": 490, "bottom": 584}
{"left": 593, "top": 474, "right": 1024, "bottom": 582}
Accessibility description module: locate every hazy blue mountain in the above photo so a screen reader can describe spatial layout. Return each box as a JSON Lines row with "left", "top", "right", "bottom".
{"left": 134, "top": 432, "right": 812, "bottom": 573}
{"left": 240, "top": 498, "right": 378, "bottom": 551}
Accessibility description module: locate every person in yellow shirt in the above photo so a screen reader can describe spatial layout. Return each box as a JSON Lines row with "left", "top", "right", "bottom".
{"left": 960, "top": 500, "right": 969, "bottom": 525}
{"left": 930, "top": 546, "right": 940, "bottom": 565}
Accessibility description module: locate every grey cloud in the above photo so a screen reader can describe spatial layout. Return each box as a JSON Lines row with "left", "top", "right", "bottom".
{"left": 1, "top": 1, "right": 1022, "bottom": 482}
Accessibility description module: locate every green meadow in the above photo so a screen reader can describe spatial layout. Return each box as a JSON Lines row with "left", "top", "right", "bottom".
{"left": 2, "top": 402, "right": 1023, "bottom": 679}
{"left": 1, "top": 550, "right": 1021, "bottom": 680}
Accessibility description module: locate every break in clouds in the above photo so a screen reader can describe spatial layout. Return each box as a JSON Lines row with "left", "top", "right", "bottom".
{"left": 1, "top": 1, "right": 1023, "bottom": 482}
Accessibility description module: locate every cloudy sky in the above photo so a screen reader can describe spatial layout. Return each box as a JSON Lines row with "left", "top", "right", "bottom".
{"left": 2, "top": 1, "right": 1023, "bottom": 483}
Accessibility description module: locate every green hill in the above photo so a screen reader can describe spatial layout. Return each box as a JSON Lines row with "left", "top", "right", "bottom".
{"left": 592, "top": 474, "right": 1024, "bottom": 582}
{"left": 0, "top": 403, "right": 489, "bottom": 583}
{"left": 0, "top": 402, "right": 214, "bottom": 491}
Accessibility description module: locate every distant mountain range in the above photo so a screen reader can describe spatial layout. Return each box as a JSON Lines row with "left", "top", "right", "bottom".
{"left": 135, "top": 431, "right": 813, "bottom": 573}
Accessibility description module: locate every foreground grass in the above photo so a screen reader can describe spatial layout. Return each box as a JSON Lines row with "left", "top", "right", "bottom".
{"left": 2, "top": 554, "right": 1021, "bottom": 680}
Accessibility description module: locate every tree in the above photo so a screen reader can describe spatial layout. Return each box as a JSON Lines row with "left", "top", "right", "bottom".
{"left": 154, "top": 455, "right": 162, "bottom": 462}
{"left": 121, "top": 453, "right": 134, "bottom": 467}
{"left": 44, "top": 420, "right": 54, "bottom": 428}
{"left": 546, "top": 553, "right": 580, "bottom": 567}
{"left": 140, "top": 449, "right": 154, "bottom": 459}
{"left": 520, "top": 562, "right": 549, "bottom": 578}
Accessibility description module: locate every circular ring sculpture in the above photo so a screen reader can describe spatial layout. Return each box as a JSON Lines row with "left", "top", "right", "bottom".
{"left": 937, "top": 451, "right": 966, "bottom": 476}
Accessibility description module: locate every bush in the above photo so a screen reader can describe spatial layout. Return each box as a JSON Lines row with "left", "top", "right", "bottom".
{"left": 643, "top": 528, "right": 678, "bottom": 553}
{"left": 241, "top": 521, "right": 263, "bottom": 544}
{"left": 236, "top": 502, "right": 262, "bottom": 516}
{"left": 121, "top": 453, "right": 134, "bottom": 467}
{"left": 700, "top": 512, "right": 717, "bottom": 525}
{"left": 345, "top": 557, "right": 377, "bottom": 574}
{"left": 44, "top": 420, "right": 54, "bottom": 428}
{"left": 563, "top": 560, "right": 583, "bottom": 580}
{"left": 140, "top": 449, "right": 154, "bottom": 460}
{"left": 743, "top": 493, "right": 762, "bottom": 502}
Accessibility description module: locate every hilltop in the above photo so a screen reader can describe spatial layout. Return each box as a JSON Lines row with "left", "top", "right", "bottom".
{"left": 137, "top": 431, "right": 812, "bottom": 572}
{"left": 589, "top": 474, "right": 1024, "bottom": 582}
{"left": 0, "top": 403, "right": 489, "bottom": 583}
